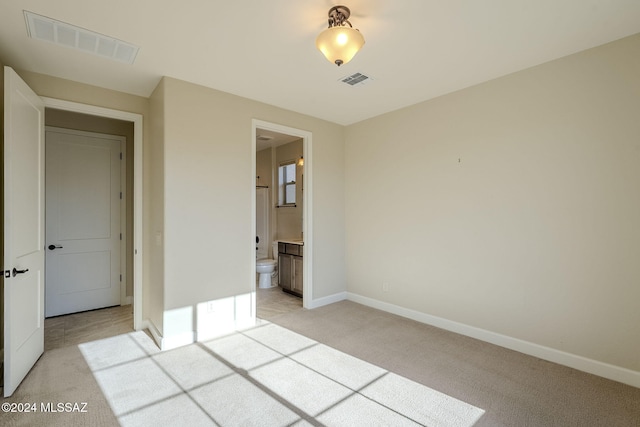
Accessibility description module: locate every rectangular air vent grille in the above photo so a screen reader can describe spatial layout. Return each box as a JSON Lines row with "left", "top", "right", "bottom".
{"left": 340, "top": 73, "right": 372, "bottom": 87}
{"left": 24, "top": 11, "right": 139, "bottom": 64}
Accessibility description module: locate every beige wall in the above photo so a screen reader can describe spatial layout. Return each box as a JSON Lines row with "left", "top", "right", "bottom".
{"left": 18, "top": 71, "right": 151, "bottom": 116}
{"left": 276, "top": 139, "right": 303, "bottom": 240}
{"left": 160, "top": 77, "right": 346, "bottom": 314}
{"left": 345, "top": 34, "right": 640, "bottom": 373}
{"left": 148, "top": 78, "right": 166, "bottom": 334}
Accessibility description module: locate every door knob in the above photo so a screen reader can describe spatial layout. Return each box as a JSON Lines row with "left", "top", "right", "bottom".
{"left": 12, "top": 267, "right": 29, "bottom": 277}
{"left": 48, "top": 244, "right": 63, "bottom": 250}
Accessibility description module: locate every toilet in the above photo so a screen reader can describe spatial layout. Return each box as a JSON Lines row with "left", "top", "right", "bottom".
{"left": 256, "top": 242, "right": 279, "bottom": 288}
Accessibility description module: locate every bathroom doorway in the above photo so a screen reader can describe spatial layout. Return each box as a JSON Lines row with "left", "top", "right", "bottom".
{"left": 252, "top": 120, "right": 312, "bottom": 317}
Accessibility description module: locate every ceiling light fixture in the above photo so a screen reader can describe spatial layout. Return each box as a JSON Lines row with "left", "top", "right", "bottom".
{"left": 315, "top": 5, "right": 365, "bottom": 66}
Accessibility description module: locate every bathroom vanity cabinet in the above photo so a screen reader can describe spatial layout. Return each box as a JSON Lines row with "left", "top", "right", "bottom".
{"left": 278, "top": 242, "right": 303, "bottom": 297}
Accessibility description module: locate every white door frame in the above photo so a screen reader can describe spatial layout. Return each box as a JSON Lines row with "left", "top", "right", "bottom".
{"left": 251, "top": 119, "right": 313, "bottom": 309}
{"left": 42, "top": 97, "right": 143, "bottom": 330}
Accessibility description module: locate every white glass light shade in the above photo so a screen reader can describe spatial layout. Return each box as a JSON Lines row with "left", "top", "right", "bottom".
{"left": 316, "top": 26, "right": 365, "bottom": 66}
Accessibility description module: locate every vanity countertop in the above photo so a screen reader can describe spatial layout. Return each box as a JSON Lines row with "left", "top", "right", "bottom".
{"left": 277, "top": 239, "right": 304, "bottom": 245}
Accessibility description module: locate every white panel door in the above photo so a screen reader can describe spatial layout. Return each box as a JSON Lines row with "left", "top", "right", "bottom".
{"left": 3, "top": 66, "right": 45, "bottom": 397}
{"left": 45, "top": 128, "right": 122, "bottom": 317}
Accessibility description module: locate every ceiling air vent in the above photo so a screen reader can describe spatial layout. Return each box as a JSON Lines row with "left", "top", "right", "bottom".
{"left": 24, "top": 11, "right": 139, "bottom": 64}
{"left": 339, "top": 72, "right": 373, "bottom": 87}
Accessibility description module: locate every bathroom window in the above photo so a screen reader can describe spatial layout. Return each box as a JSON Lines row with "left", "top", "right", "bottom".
{"left": 278, "top": 162, "right": 296, "bottom": 206}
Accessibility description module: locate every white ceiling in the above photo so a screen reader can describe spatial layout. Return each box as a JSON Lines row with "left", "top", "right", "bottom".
{"left": 1, "top": 1, "right": 640, "bottom": 126}
{"left": 256, "top": 128, "right": 301, "bottom": 152}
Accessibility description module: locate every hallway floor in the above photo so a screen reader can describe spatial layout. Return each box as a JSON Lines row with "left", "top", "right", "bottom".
{"left": 43, "top": 286, "right": 303, "bottom": 351}
{"left": 45, "top": 305, "right": 134, "bottom": 351}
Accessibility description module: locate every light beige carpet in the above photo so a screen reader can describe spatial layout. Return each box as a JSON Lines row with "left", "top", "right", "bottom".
{"left": 2, "top": 300, "right": 639, "bottom": 426}
{"left": 2, "top": 322, "right": 483, "bottom": 426}
{"left": 0, "top": 343, "right": 119, "bottom": 427}
{"left": 271, "top": 301, "right": 640, "bottom": 427}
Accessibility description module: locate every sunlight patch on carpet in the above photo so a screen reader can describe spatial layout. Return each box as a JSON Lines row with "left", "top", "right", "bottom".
{"left": 80, "top": 322, "right": 484, "bottom": 426}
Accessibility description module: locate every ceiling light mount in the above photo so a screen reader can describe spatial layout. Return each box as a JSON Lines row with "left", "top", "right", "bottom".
{"left": 327, "top": 6, "right": 352, "bottom": 28}
{"left": 316, "top": 5, "right": 365, "bottom": 67}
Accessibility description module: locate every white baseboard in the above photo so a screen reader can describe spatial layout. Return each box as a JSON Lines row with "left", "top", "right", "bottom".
{"left": 347, "top": 292, "right": 640, "bottom": 389}
{"left": 143, "top": 323, "right": 195, "bottom": 351}
{"left": 162, "top": 331, "right": 196, "bottom": 351}
{"left": 122, "top": 296, "right": 133, "bottom": 306}
{"left": 141, "top": 319, "right": 163, "bottom": 349}
{"left": 142, "top": 316, "right": 254, "bottom": 351}
{"left": 307, "top": 291, "right": 347, "bottom": 309}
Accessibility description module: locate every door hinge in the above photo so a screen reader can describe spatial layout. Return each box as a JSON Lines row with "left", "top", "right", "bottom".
{"left": 120, "top": 191, "right": 123, "bottom": 200}
{"left": 120, "top": 233, "right": 122, "bottom": 240}
{"left": 120, "top": 152, "right": 123, "bottom": 160}
{"left": 120, "top": 274, "right": 122, "bottom": 282}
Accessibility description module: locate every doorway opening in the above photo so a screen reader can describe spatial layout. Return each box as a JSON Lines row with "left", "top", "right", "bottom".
{"left": 252, "top": 120, "right": 312, "bottom": 319}
{"left": 42, "top": 97, "right": 143, "bottom": 331}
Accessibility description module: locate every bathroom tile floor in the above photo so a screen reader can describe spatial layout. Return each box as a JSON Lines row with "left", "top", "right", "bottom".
{"left": 256, "top": 285, "right": 304, "bottom": 320}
